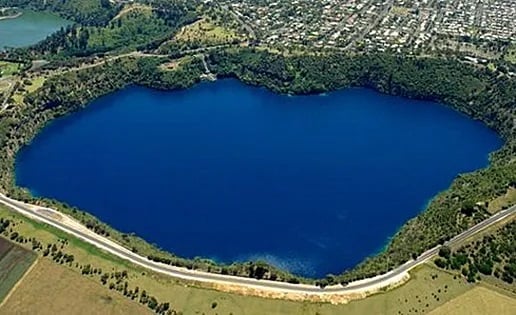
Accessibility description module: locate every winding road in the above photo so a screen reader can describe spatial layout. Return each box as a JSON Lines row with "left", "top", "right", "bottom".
{"left": 0, "top": 193, "right": 514, "bottom": 296}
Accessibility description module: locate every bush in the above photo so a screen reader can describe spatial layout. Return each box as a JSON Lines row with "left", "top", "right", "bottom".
{"left": 434, "top": 258, "right": 447, "bottom": 268}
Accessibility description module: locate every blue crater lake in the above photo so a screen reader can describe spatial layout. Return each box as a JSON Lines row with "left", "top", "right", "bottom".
{"left": 15, "top": 79, "right": 502, "bottom": 277}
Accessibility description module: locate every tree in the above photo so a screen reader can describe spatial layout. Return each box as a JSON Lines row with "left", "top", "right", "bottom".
{"left": 438, "top": 246, "right": 451, "bottom": 259}
{"left": 434, "top": 258, "right": 447, "bottom": 268}
{"left": 501, "top": 271, "right": 514, "bottom": 284}
{"left": 148, "top": 296, "right": 158, "bottom": 310}
{"left": 476, "top": 261, "right": 493, "bottom": 275}
{"left": 460, "top": 200, "right": 476, "bottom": 216}
{"left": 82, "top": 264, "right": 91, "bottom": 275}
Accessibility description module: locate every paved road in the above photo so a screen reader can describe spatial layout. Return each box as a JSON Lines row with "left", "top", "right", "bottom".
{"left": 0, "top": 193, "right": 514, "bottom": 295}
{"left": 47, "top": 45, "right": 232, "bottom": 77}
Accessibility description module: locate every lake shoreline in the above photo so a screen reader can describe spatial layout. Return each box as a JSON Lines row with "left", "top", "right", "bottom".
{"left": 15, "top": 81, "right": 503, "bottom": 278}
{"left": 1, "top": 52, "right": 514, "bottom": 285}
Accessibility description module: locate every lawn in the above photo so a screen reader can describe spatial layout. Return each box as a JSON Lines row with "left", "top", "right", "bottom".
{"left": 0, "top": 237, "right": 37, "bottom": 303}
{"left": 0, "top": 259, "right": 152, "bottom": 315}
{"left": 0, "top": 61, "right": 20, "bottom": 77}
{"left": 25, "top": 77, "right": 46, "bottom": 93}
{"left": 173, "top": 18, "right": 241, "bottom": 46}
{"left": 428, "top": 286, "right": 516, "bottom": 315}
{"left": 0, "top": 80, "right": 10, "bottom": 93}
{"left": 10, "top": 76, "right": 47, "bottom": 105}
{"left": 111, "top": 3, "right": 152, "bottom": 21}
{"left": 488, "top": 188, "right": 516, "bottom": 213}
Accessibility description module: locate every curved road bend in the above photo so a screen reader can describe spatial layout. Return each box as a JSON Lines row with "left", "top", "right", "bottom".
{"left": 0, "top": 193, "right": 515, "bottom": 295}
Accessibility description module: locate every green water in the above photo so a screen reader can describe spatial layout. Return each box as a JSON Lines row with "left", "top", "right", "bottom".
{"left": 0, "top": 10, "right": 70, "bottom": 49}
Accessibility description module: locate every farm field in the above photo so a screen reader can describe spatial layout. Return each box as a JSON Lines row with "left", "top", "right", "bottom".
{"left": 428, "top": 286, "right": 516, "bottom": 315}
{"left": 0, "top": 259, "right": 152, "bottom": 315}
{"left": 0, "top": 237, "right": 37, "bottom": 303}
{"left": 0, "top": 235, "right": 14, "bottom": 257}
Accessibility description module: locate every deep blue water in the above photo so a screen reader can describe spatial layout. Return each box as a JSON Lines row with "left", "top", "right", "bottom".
{"left": 15, "top": 80, "right": 502, "bottom": 277}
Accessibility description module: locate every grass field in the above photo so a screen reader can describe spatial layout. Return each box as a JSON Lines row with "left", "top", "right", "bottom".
{"left": 390, "top": 6, "right": 410, "bottom": 16}
{"left": 24, "top": 77, "right": 46, "bottom": 93}
{"left": 0, "top": 259, "right": 152, "bottom": 315}
{"left": 488, "top": 188, "right": 516, "bottom": 213}
{"left": 0, "top": 237, "right": 37, "bottom": 303}
{"left": 0, "top": 61, "right": 20, "bottom": 77}
{"left": 10, "top": 76, "right": 47, "bottom": 105}
{"left": 174, "top": 18, "right": 241, "bottom": 46}
{"left": 428, "top": 286, "right": 516, "bottom": 315}
{"left": 111, "top": 3, "right": 152, "bottom": 21}
{"left": 0, "top": 80, "right": 10, "bottom": 93}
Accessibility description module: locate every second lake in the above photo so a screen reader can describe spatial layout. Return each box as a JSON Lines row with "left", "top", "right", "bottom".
{"left": 0, "top": 10, "right": 69, "bottom": 49}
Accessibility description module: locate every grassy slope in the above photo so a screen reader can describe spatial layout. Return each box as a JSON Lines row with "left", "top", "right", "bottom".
{"left": 174, "top": 18, "right": 240, "bottom": 44}
{"left": 428, "top": 286, "right": 516, "bottom": 315}
{"left": 11, "top": 76, "right": 47, "bottom": 105}
{"left": 0, "top": 61, "right": 20, "bottom": 77}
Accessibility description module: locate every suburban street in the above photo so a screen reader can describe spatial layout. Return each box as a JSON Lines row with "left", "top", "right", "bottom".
{"left": 0, "top": 193, "right": 514, "bottom": 296}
